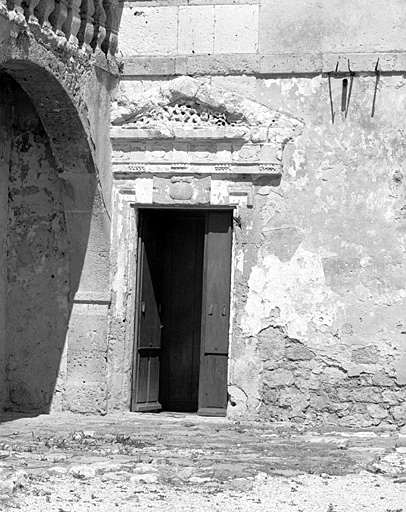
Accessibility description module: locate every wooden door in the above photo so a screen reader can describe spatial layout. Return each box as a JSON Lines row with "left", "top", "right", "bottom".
{"left": 131, "top": 211, "right": 164, "bottom": 411}
{"left": 198, "top": 211, "right": 233, "bottom": 416}
{"left": 132, "top": 209, "right": 233, "bottom": 416}
{"left": 159, "top": 213, "right": 205, "bottom": 412}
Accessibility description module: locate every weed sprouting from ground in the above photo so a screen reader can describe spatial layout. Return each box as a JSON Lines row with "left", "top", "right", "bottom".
{"left": 114, "top": 434, "right": 149, "bottom": 448}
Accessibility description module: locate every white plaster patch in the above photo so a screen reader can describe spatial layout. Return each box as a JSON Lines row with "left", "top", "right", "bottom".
{"left": 235, "top": 248, "right": 244, "bottom": 274}
{"left": 136, "top": 178, "right": 153, "bottom": 204}
{"left": 210, "top": 179, "right": 228, "bottom": 205}
{"left": 241, "top": 246, "right": 343, "bottom": 340}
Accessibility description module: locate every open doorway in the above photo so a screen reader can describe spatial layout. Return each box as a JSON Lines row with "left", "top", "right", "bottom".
{"left": 131, "top": 209, "right": 233, "bottom": 417}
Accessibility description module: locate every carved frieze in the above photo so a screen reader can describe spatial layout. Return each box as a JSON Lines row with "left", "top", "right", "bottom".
{"left": 111, "top": 139, "right": 281, "bottom": 177}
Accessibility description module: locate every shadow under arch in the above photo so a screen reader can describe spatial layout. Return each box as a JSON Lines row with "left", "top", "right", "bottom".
{"left": 0, "top": 60, "right": 99, "bottom": 421}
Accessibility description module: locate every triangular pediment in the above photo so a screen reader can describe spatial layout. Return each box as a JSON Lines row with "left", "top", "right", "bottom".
{"left": 111, "top": 77, "right": 303, "bottom": 143}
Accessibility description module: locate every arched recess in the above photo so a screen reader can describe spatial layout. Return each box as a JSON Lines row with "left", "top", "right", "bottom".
{"left": 0, "top": 59, "right": 110, "bottom": 416}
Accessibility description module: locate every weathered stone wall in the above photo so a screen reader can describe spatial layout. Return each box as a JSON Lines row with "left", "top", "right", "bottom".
{"left": 114, "top": 1, "right": 406, "bottom": 426}
{"left": 5, "top": 79, "right": 70, "bottom": 412}
{"left": 223, "top": 74, "right": 406, "bottom": 427}
{"left": 119, "top": 0, "right": 406, "bottom": 75}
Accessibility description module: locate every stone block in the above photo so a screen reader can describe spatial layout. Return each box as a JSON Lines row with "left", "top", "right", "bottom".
{"left": 214, "top": 5, "right": 258, "bottom": 54}
{"left": 351, "top": 387, "right": 383, "bottom": 404}
{"left": 320, "top": 0, "right": 406, "bottom": 54}
{"left": 259, "top": 0, "right": 321, "bottom": 55}
{"left": 286, "top": 342, "right": 314, "bottom": 361}
{"left": 395, "top": 352, "right": 406, "bottom": 386}
{"left": 65, "top": 211, "right": 110, "bottom": 254}
{"left": 67, "top": 350, "right": 107, "bottom": 382}
{"left": 309, "top": 391, "right": 330, "bottom": 411}
{"left": 123, "top": 57, "right": 176, "bottom": 77}
{"left": 178, "top": 6, "right": 215, "bottom": 55}
{"left": 180, "top": 54, "right": 260, "bottom": 76}
{"left": 352, "top": 346, "right": 380, "bottom": 364}
{"left": 392, "top": 403, "right": 406, "bottom": 422}
{"left": 63, "top": 381, "right": 107, "bottom": 414}
{"left": 367, "top": 404, "right": 388, "bottom": 419}
{"left": 260, "top": 54, "right": 323, "bottom": 74}
{"left": 69, "top": 249, "right": 110, "bottom": 295}
{"left": 118, "top": 6, "right": 178, "bottom": 57}
{"left": 67, "top": 305, "right": 109, "bottom": 352}
{"left": 60, "top": 173, "right": 98, "bottom": 212}
{"left": 265, "top": 368, "right": 294, "bottom": 388}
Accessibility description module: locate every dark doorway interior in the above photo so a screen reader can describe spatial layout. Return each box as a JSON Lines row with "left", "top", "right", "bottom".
{"left": 132, "top": 209, "right": 232, "bottom": 416}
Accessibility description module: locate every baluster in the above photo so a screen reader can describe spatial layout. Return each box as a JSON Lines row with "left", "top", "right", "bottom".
{"left": 77, "top": 0, "right": 94, "bottom": 50}
{"left": 24, "top": 0, "right": 42, "bottom": 23}
{"left": 102, "top": 0, "right": 122, "bottom": 56}
{"left": 34, "top": 0, "right": 56, "bottom": 26}
{"left": 91, "top": 0, "right": 106, "bottom": 51}
{"left": 12, "top": 0, "right": 24, "bottom": 14}
{"left": 61, "top": 0, "right": 80, "bottom": 43}
{"left": 49, "top": 0, "right": 69, "bottom": 35}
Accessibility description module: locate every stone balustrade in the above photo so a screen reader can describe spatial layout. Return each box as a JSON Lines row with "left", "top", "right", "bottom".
{"left": 0, "top": 0, "right": 122, "bottom": 56}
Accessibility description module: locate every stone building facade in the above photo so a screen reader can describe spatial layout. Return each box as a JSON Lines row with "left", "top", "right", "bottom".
{"left": 1, "top": 0, "right": 406, "bottom": 428}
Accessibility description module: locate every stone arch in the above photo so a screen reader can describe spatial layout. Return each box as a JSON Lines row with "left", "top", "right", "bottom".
{"left": 0, "top": 54, "right": 106, "bottom": 414}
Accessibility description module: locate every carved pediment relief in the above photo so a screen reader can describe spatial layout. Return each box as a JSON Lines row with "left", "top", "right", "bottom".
{"left": 124, "top": 99, "right": 246, "bottom": 129}
{"left": 111, "top": 76, "right": 303, "bottom": 144}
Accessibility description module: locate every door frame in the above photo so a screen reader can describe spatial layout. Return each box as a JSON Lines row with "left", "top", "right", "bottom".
{"left": 130, "top": 206, "right": 234, "bottom": 415}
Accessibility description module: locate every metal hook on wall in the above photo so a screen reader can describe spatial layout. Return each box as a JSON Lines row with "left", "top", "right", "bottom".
{"left": 328, "top": 61, "right": 340, "bottom": 124}
{"left": 371, "top": 58, "right": 380, "bottom": 118}
{"left": 345, "top": 59, "right": 355, "bottom": 119}
{"left": 328, "top": 74, "right": 335, "bottom": 124}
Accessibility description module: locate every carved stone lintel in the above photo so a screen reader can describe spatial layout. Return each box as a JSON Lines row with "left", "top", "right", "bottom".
{"left": 153, "top": 176, "right": 211, "bottom": 205}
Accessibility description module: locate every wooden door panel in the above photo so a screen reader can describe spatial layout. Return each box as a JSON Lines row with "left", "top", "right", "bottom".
{"left": 198, "top": 211, "right": 232, "bottom": 416}
{"left": 203, "top": 212, "right": 232, "bottom": 355}
{"left": 138, "top": 213, "right": 163, "bottom": 350}
{"left": 198, "top": 354, "right": 228, "bottom": 412}
{"left": 132, "top": 211, "right": 164, "bottom": 412}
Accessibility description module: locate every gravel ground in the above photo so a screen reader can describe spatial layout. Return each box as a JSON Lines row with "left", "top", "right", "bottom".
{"left": 0, "top": 413, "right": 405, "bottom": 512}
{"left": 2, "top": 471, "right": 405, "bottom": 511}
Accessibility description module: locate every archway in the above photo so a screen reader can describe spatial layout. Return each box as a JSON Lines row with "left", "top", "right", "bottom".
{"left": 0, "top": 62, "right": 102, "bottom": 415}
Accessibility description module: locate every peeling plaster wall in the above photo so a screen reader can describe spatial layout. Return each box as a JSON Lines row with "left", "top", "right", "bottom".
{"left": 226, "top": 75, "right": 406, "bottom": 427}
{"left": 112, "top": 72, "right": 406, "bottom": 426}
{"left": 113, "top": 1, "right": 406, "bottom": 425}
